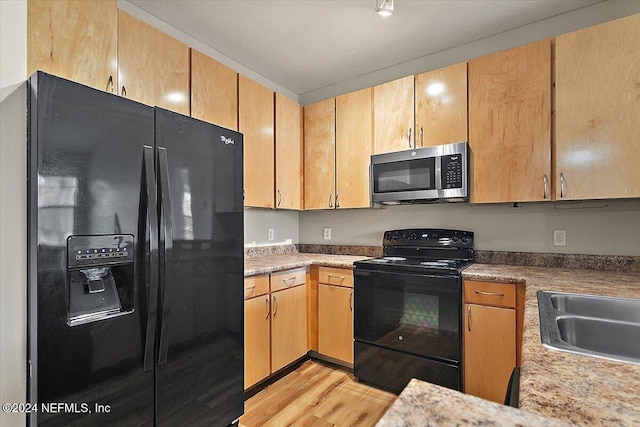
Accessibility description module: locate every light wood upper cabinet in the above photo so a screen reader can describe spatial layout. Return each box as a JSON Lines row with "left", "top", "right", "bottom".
{"left": 271, "top": 285, "right": 307, "bottom": 372}
{"left": 304, "top": 98, "right": 336, "bottom": 210}
{"left": 415, "top": 62, "right": 468, "bottom": 147}
{"left": 469, "top": 40, "right": 551, "bottom": 203}
{"left": 373, "top": 76, "right": 415, "bottom": 154}
{"left": 336, "top": 88, "right": 373, "bottom": 209}
{"left": 239, "top": 75, "right": 275, "bottom": 208}
{"left": 118, "top": 11, "right": 190, "bottom": 115}
{"left": 27, "top": 0, "right": 117, "bottom": 91}
{"left": 244, "top": 293, "right": 271, "bottom": 389}
{"left": 275, "top": 93, "right": 303, "bottom": 210}
{"left": 555, "top": 14, "right": 640, "bottom": 200}
{"left": 191, "top": 49, "right": 238, "bottom": 131}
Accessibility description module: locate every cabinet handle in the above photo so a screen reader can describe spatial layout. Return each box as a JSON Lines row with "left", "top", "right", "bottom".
{"left": 467, "top": 306, "right": 471, "bottom": 332}
{"left": 335, "top": 190, "right": 340, "bottom": 208}
{"left": 121, "top": 85, "right": 127, "bottom": 97}
{"left": 265, "top": 296, "right": 271, "bottom": 319}
{"left": 349, "top": 289, "right": 353, "bottom": 311}
{"left": 407, "top": 128, "right": 412, "bottom": 148}
{"left": 420, "top": 127, "right": 424, "bottom": 147}
{"left": 273, "top": 295, "right": 278, "bottom": 316}
{"left": 282, "top": 277, "right": 296, "bottom": 287}
{"left": 328, "top": 274, "right": 345, "bottom": 284}
{"left": 277, "top": 189, "right": 282, "bottom": 207}
{"left": 560, "top": 173, "right": 566, "bottom": 198}
{"left": 244, "top": 285, "right": 256, "bottom": 297}
{"left": 543, "top": 174, "right": 548, "bottom": 200}
{"left": 474, "top": 290, "right": 505, "bottom": 297}
{"left": 107, "top": 75, "right": 114, "bottom": 93}
{"left": 328, "top": 192, "right": 334, "bottom": 208}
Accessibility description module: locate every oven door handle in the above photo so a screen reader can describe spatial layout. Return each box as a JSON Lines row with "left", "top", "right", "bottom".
{"left": 354, "top": 268, "right": 460, "bottom": 294}
{"left": 354, "top": 268, "right": 459, "bottom": 282}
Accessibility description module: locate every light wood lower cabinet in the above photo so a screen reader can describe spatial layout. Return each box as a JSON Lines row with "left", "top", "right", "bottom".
{"left": 318, "top": 284, "right": 354, "bottom": 364}
{"left": 315, "top": 267, "right": 354, "bottom": 365}
{"left": 244, "top": 294, "right": 271, "bottom": 389}
{"left": 271, "top": 284, "right": 307, "bottom": 372}
{"left": 244, "top": 269, "right": 308, "bottom": 389}
{"left": 463, "top": 280, "right": 517, "bottom": 404}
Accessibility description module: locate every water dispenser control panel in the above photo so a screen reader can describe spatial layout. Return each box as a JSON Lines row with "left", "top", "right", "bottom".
{"left": 67, "top": 235, "right": 134, "bottom": 268}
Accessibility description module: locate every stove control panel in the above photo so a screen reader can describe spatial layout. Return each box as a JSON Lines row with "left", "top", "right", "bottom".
{"left": 383, "top": 229, "right": 473, "bottom": 248}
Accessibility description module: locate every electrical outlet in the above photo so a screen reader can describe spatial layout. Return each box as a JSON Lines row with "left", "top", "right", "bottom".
{"left": 553, "top": 230, "right": 566, "bottom": 247}
{"left": 268, "top": 228, "right": 275, "bottom": 241}
{"left": 323, "top": 228, "right": 332, "bottom": 240}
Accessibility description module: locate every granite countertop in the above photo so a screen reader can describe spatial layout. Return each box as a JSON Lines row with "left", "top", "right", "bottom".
{"left": 378, "top": 264, "right": 640, "bottom": 426}
{"left": 244, "top": 253, "right": 369, "bottom": 276}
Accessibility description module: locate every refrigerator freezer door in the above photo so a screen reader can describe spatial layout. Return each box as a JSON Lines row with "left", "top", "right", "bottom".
{"left": 154, "top": 108, "right": 244, "bottom": 426}
{"left": 28, "top": 72, "right": 155, "bottom": 426}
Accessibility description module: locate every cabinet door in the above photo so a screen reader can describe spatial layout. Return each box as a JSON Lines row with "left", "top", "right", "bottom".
{"left": 318, "top": 284, "right": 354, "bottom": 364}
{"left": 464, "top": 304, "right": 516, "bottom": 403}
{"left": 469, "top": 40, "right": 551, "bottom": 203}
{"left": 555, "top": 14, "right": 640, "bottom": 200}
{"left": 415, "top": 62, "right": 468, "bottom": 147}
{"left": 336, "top": 88, "right": 373, "bottom": 209}
{"left": 244, "top": 295, "right": 271, "bottom": 389}
{"left": 271, "top": 285, "right": 307, "bottom": 372}
{"left": 275, "top": 93, "right": 303, "bottom": 210}
{"left": 239, "top": 75, "right": 275, "bottom": 208}
{"left": 373, "top": 76, "right": 414, "bottom": 154}
{"left": 118, "top": 11, "right": 190, "bottom": 115}
{"left": 28, "top": 0, "right": 117, "bottom": 92}
{"left": 191, "top": 49, "right": 238, "bottom": 131}
{"left": 304, "top": 98, "right": 336, "bottom": 210}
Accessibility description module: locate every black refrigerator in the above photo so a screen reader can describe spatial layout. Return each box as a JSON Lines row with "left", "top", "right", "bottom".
{"left": 27, "top": 72, "right": 244, "bottom": 426}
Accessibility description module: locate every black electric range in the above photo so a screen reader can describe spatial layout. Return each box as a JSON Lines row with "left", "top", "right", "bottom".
{"left": 353, "top": 229, "right": 474, "bottom": 393}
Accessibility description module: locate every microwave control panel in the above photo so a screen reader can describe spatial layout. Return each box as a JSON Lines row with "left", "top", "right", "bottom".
{"left": 441, "top": 154, "right": 463, "bottom": 189}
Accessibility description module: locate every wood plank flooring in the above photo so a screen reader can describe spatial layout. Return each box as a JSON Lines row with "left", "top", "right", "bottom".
{"left": 240, "top": 360, "right": 396, "bottom": 427}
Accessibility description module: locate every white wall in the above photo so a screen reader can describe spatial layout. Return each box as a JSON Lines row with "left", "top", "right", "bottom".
{"left": 299, "top": 200, "right": 640, "bottom": 256}
{"left": 0, "top": 1, "right": 27, "bottom": 425}
{"left": 244, "top": 208, "right": 299, "bottom": 245}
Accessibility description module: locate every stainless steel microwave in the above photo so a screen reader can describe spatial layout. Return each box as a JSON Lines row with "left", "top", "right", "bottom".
{"left": 370, "top": 141, "right": 469, "bottom": 204}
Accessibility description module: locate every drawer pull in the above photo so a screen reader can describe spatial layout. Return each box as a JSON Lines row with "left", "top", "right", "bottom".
{"left": 328, "top": 274, "right": 345, "bottom": 284}
{"left": 474, "top": 290, "right": 505, "bottom": 297}
{"left": 244, "top": 285, "right": 256, "bottom": 296}
{"left": 282, "top": 277, "right": 296, "bottom": 286}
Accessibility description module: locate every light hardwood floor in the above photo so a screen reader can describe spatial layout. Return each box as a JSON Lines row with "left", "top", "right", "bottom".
{"left": 240, "top": 360, "right": 396, "bottom": 427}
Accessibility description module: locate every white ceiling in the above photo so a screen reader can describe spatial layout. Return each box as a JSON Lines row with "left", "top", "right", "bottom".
{"left": 129, "top": 0, "right": 602, "bottom": 96}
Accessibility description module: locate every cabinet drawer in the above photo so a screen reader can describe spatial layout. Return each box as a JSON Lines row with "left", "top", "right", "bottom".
{"left": 464, "top": 280, "right": 516, "bottom": 308}
{"left": 318, "top": 266, "right": 353, "bottom": 288}
{"left": 244, "top": 274, "right": 270, "bottom": 300}
{"left": 271, "top": 267, "right": 307, "bottom": 292}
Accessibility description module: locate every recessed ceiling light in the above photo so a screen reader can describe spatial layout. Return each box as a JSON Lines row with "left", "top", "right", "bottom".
{"left": 376, "top": 0, "right": 394, "bottom": 17}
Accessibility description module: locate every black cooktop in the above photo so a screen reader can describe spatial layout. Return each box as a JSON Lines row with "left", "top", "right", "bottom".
{"left": 354, "top": 228, "right": 474, "bottom": 275}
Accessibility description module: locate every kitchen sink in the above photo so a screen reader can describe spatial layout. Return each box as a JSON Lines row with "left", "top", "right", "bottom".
{"left": 538, "top": 291, "right": 640, "bottom": 365}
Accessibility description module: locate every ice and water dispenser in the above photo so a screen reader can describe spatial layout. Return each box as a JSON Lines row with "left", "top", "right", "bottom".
{"left": 67, "top": 234, "right": 135, "bottom": 325}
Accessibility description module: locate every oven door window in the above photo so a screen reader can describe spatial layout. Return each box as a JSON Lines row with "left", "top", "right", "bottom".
{"left": 372, "top": 157, "right": 436, "bottom": 194}
{"left": 354, "top": 270, "right": 460, "bottom": 363}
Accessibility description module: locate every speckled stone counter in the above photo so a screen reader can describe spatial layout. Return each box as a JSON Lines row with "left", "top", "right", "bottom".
{"left": 376, "top": 378, "right": 569, "bottom": 427}
{"left": 378, "top": 264, "right": 640, "bottom": 426}
{"left": 244, "top": 253, "right": 369, "bottom": 276}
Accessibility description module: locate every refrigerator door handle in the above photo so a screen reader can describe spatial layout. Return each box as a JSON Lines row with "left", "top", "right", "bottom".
{"left": 157, "top": 147, "right": 173, "bottom": 365}
{"left": 142, "top": 145, "right": 159, "bottom": 373}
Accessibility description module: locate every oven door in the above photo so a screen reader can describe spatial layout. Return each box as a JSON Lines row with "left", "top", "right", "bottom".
{"left": 354, "top": 268, "right": 461, "bottom": 363}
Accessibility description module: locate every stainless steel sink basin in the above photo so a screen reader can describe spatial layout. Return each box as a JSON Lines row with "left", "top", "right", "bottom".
{"left": 538, "top": 291, "right": 640, "bottom": 365}
{"left": 551, "top": 293, "right": 640, "bottom": 323}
